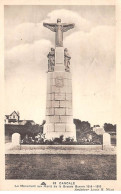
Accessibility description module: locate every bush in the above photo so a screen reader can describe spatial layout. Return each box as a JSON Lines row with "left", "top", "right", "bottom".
{"left": 21, "top": 133, "right": 102, "bottom": 145}
{"left": 62, "top": 137, "right": 75, "bottom": 145}
{"left": 21, "top": 135, "right": 35, "bottom": 144}
{"left": 44, "top": 140, "right": 54, "bottom": 145}
{"left": 53, "top": 135, "right": 64, "bottom": 144}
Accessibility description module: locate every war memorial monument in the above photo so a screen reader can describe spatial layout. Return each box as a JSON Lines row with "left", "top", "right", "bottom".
{"left": 4, "top": 5, "right": 116, "bottom": 183}
{"left": 43, "top": 19, "right": 76, "bottom": 140}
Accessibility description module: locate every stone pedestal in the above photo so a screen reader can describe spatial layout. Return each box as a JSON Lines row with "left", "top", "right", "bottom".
{"left": 44, "top": 47, "right": 76, "bottom": 140}
{"left": 103, "top": 133, "right": 111, "bottom": 149}
{"left": 12, "top": 133, "right": 21, "bottom": 145}
{"left": 54, "top": 47, "right": 65, "bottom": 72}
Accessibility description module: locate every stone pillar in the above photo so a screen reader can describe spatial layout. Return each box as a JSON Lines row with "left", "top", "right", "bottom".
{"left": 44, "top": 47, "right": 76, "bottom": 141}
{"left": 54, "top": 47, "right": 65, "bottom": 72}
{"left": 103, "top": 133, "right": 111, "bottom": 149}
{"left": 12, "top": 133, "right": 21, "bottom": 145}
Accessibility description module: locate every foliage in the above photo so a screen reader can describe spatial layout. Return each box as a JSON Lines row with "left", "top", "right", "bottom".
{"left": 22, "top": 135, "right": 35, "bottom": 144}
{"left": 5, "top": 123, "right": 43, "bottom": 135}
{"left": 93, "top": 125, "right": 100, "bottom": 127}
{"left": 73, "top": 119, "right": 91, "bottom": 132}
{"left": 44, "top": 135, "right": 75, "bottom": 145}
{"left": 6, "top": 118, "right": 116, "bottom": 145}
{"left": 41, "top": 120, "right": 46, "bottom": 126}
{"left": 53, "top": 135, "right": 64, "bottom": 144}
{"left": 73, "top": 119, "right": 102, "bottom": 144}
{"left": 104, "top": 123, "right": 116, "bottom": 133}
{"left": 35, "top": 133, "right": 45, "bottom": 144}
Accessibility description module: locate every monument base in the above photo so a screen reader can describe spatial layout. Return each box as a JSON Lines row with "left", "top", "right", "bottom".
{"left": 103, "top": 145, "right": 112, "bottom": 150}
{"left": 44, "top": 123, "right": 76, "bottom": 141}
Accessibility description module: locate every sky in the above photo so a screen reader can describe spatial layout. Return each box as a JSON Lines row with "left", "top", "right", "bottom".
{"left": 4, "top": 5, "right": 116, "bottom": 126}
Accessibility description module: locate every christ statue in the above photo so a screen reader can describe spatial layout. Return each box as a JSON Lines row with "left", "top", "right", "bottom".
{"left": 43, "top": 18, "right": 75, "bottom": 47}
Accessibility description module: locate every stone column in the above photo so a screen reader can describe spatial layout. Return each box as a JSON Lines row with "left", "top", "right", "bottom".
{"left": 54, "top": 47, "right": 65, "bottom": 72}
{"left": 44, "top": 46, "right": 76, "bottom": 141}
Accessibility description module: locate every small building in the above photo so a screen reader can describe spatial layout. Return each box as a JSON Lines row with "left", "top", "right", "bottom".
{"left": 5, "top": 111, "right": 20, "bottom": 124}
{"left": 5, "top": 111, "right": 35, "bottom": 126}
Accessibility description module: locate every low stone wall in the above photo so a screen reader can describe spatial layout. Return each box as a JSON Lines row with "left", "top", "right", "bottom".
{"left": 20, "top": 144, "right": 103, "bottom": 150}
{"left": 6, "top": 143, "right": 116, "bottom": 155}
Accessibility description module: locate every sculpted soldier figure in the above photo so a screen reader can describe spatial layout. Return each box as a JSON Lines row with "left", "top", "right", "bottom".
{"left": 47, "top": 48, "right": 55, "bottom": 72}
{"left": 43, "top": 18, "right": 75, "bottom": 47}
{"left": 64, "top": 48, "right": 71, "bottom": 72}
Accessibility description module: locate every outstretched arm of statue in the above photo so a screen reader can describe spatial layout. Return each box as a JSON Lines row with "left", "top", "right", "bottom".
{"left": 62, "top": 23, "right": 75, "bottom": 32}
{"left": 43, "top": 23, "right": 56, "bottom": 32}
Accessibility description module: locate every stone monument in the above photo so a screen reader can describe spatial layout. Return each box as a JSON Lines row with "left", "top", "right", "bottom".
{"left": 103, "top": 132, "right": 111, "bottom": 149}
{"left": 12, "top": 133, "right": 21, "bottom": 145}
{"left": 43, "top": 19, "right": 76, "bottom": 141}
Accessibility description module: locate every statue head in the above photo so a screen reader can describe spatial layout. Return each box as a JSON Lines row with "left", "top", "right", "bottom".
{"left": 57, "top": 18, "right": 61, "bottom": 23}
{"left": 51, "top": 48, "right": 54, "bottom": 51}
{"left": 64, "top": 48, "right": 68, "bottom": 51}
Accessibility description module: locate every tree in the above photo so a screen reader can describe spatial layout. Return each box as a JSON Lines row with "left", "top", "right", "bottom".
{"left": 104, "top": 123, "right": 116, "bottom": 133}
{"left": 41, "top": 120, "right": 46, "bottom": 126}
{"left": 73, "top": 119, "right": 91, "bottom": 133}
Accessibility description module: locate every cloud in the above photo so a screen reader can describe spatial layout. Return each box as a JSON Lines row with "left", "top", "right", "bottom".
{"left": 64, "top": 25, "right": 115, "bottom": 61}
{"left": 5, "top": 22, "right": 53, "bottom": 50}
{"left": 5, "top": 39, "right": 52, "bottom": 78}
{"left": 64, "top": 25, "right": 115, "bottom": 125}
{"left": 64, "top": 25, "right": 115, "bottom": 85}
{"left": 5, "top": 8, "right": 116, "bottom": 125}
{"left": 5, "top": 9, "right": 93, "bottom": 50}
{"left": 5, "top": 39, "right": 51, "bottom": 123}
{"left": 46, "top": 9, "right": 92, "bottom": 31}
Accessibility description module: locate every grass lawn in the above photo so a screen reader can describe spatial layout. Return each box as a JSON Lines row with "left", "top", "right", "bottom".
{"left": 5, "top": 154, "right": 116, "bottom": 180}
